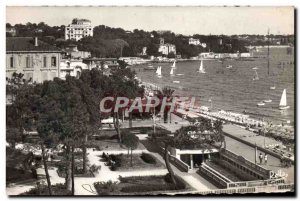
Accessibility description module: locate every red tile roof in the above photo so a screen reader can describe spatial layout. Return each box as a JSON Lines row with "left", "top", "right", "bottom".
{"left": 6, "top": 37, "right": 62, "bottom": 52}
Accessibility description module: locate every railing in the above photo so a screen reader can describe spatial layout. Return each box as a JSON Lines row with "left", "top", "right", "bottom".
{"left": 220, "top": 148, "right": 270, "bottom": 178}
{"left": 198, "top": 164, "right": 229, "bottom": 188}
{"left": 170, "top": 155, "right": 190, "bottom": 172}
{"left": 197, "top": 184, "right": 294, "bottom": 195}
{"left": 227, "top": 178, "right": 286, "bottom": 188}
{"left": 202, "top": 163, "right": 232, "bottom": 183}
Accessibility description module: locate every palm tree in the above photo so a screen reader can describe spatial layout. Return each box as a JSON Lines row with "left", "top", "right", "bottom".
{"left": 155, "top": 87, "right": 175, "bottom": 123}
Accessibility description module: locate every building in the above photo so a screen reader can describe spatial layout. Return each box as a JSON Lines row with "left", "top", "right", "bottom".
{"left": 199, "top": 52, "right": 215, "bottom": 59}
{"left": 6, "top": 27, "right": 16, "bottom": 37}
{"left": 63, "top": 44, "right": 91, "bottom": 59}
{"left": 189, "top": 38, "right": 201, "bottom": 46}
{"left": 59, "top": 59, "right": 88, "bottom": 80}
{"left": 65, "top": 18, "right": 93, "bottom": 41}
{"left": 158, "top": 38, "right": 176, "bottom": 55}
{"left": 6, "top": 37, "right": 62, "bottom": 83}
{"left": 189, "top": 38, "right": 207, "bottom": 48}
{"left": 83, "top": 58, "right": 119, "bottom": 70}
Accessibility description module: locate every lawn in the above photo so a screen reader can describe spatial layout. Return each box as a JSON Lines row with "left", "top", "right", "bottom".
{"left": 102, "top": 152, "right": 165, "bottom": 171}
{"left": 94, "top": 174, "right": 189, "bottom": 195}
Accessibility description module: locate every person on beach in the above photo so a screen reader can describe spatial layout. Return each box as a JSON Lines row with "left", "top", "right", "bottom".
{"left": 259, "top": 153, "right": 263, "bottom": 164}
{"left": 264, "top": 154, "right": 268, "bottom": 164}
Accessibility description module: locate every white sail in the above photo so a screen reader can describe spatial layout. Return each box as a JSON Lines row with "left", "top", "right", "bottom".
{"left": 171, "top": 61, "right": 176, "bottom": 68}
{"left": 198, "top": 60, "right": 205, "bottom": 73}
{"left": 156, "top": 66, "right": 160, "bottom": 74}
{"left": 157, "top": 66, "right": 162, "bottom": 76}
{"left": 170, "top": 67, "right": 174, "bottom": 75}
{"left": 279, "top": 89, "right": 287, "bottom": 106}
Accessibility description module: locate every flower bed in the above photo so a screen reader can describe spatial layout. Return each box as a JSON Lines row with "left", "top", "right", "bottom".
{"left": 94, "top": 174, "right": 188, "bottom": 195}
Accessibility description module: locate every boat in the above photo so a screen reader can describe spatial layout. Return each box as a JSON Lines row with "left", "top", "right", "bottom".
{"left": 198, "top": 59, "right": 206, "bottom": 73}
{"left": 263, "top": 99, "right": 272, "bottom": 103}
{"left": 257, "top": 102, "right": 265, "bottom": 106}
{"left": 171, "top": 60, "right": 176, "bottom": 68}
{"left": 226, "top": 65, "right": 233, "bottom": 69}
{"left": 173, "top": 81, "right": 180, "bottom": 83}
{"left": 144, "top": 64, "right": 155, "bottom": 70}
{"left": 156, "top": 66, "right": 162, "bottom": 77}
{"left": 279, "top": 89, "right": 290, "bottom": 110}
{"left": 253, "top": 69, "right": 259, "bottom": 80}
{"left": 170, "top": 67, "right": 174, "bottom": 76}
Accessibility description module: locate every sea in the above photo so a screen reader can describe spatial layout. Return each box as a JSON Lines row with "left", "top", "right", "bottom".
{"left": 131, "top": 47, "right": 295, "bottom": 125}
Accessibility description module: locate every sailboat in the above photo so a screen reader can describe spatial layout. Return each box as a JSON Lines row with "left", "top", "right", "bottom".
{"left": 263, "top": 99, "right": 272, "bottom": 103}
{"left": 170, "top": 67, "right": 174, "bottom": 76}
{"left": 253, "top": 69, "right": 259, "bottom": 80}
{"left": 257, "top": 101, "right": 265, "bottom": 106}
{"left": 171, "top": 60, "right": 176, "bottom": 68}
{"left": 156, "top": 66, "right": 162, "bottom": 77}
{"left": 198, "top": 59, "right": 206, "bottom": 73}
{"left": 279, "top": 89, "right": 290, "bottom": 110}
{"left": 270, "top": 83, "right": 276, "bottom": 90}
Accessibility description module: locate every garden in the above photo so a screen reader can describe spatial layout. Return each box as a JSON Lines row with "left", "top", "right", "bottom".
{"left": 101, "top": 152, "right": 165, "bottom": 171}
{"left": 93, "top": 174, "right": 189, "bottom": 195}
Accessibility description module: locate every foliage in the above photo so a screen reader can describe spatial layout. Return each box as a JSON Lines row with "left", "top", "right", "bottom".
{"left": 20, "top": 183, "right": 71, "bottom": 195}
{"left": 140, "top": 153, "right": 157, "bottom": 164}
{"left": 119, "top": 174, "right": 186, "bottom": 193}
{"left": 171, "top": 118, "right": 225, "bottom": 150}
{"left": 121, "top": 133, "right": 139, "bottom": 150}
{"left": 94, "top": 180, "right": 118, "bottom": 195}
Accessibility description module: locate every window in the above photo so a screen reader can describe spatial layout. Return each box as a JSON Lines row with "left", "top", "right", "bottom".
{"left": 10, "top": 57, "right": 14, "bottom": 68}
{"left": 43, "top": 57, "right": 47, "bottom": 67}
{"left": 51, "top": 57, "right": 57, "bottom": 67}
{"left": 26, "top": 56, "right": 30, "bottom": 68}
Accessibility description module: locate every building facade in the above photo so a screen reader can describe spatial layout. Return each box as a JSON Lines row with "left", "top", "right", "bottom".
{"left": 59, "top": 59, "right": 88, "bottom": 80}
{"left": 189, "top": 38, "right": 207, "bottom": 48}
{"left": 6, "top": 37, "right": 62, "bottom": 83}
{"left": 158, "top": 38, "right": 176, "bottom": 55}
{"left": 65, "top": 18, "right": 93, "bottom": 41}
{"left": 189, "top": 38, "right": 201, "bottom": 45}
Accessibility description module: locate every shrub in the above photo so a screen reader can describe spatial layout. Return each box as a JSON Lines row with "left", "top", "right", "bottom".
{"left": 140, "top": 153, "right": 156, "bottom": 164}
{"left": 140, "top": 127, "right": 148, "bottom": 134}
{"left": 94, "top": 180, "right": 118, "bottom": 195}
{"left": 21, "top": 183, "right": 71, "bottom": 195}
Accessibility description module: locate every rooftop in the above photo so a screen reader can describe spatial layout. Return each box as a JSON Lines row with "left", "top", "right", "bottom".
{"left": 6, "top": 37, "right": 62, "bottom": 52}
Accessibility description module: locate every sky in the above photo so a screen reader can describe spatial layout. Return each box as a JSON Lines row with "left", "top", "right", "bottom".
{"left": 6, "top": 6, "right": 294, "bottom": 35}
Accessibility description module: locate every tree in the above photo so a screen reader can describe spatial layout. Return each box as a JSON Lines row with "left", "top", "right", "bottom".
{"left": 121, "top": 133, "right": 139, "bottom": 166}
{"left": 155, "top": 87, "right": 175, "bottom": 123}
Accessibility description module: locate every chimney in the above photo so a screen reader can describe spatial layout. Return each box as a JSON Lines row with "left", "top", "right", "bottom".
{"left": 34, "top": 37, "right": 38, "bottom": 47}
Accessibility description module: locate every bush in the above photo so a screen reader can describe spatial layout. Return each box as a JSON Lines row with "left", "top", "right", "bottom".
{"left": 21, "top": 183, "right": 71, "bottom": 195}
{"left": 106, "top": 154, "right": 122, "bottom": 171}
{"left": 121, "top": 184, "right": 174, "bottom": 193}
{"left": 140, "top": 127, "right": 148, "bottom": 134}
{"left": 140, "top": 153, "right": 156, "bottom": 164}
{"left": 94, "top": 180, "right": 118, "bottom": 195}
